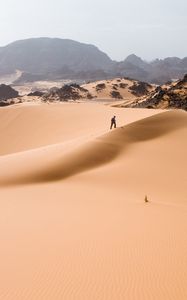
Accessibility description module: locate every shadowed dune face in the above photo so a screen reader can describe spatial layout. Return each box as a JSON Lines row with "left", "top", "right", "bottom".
{"left": 0, "top": 109, "right": 186, "bottom": 186}
{"left": 123, "top": 110, "right": 187, "bottom": 142}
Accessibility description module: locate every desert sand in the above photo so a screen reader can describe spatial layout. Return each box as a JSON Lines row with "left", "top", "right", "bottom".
{"left": 0, "top": 102, "right": 187, "bottom": 300}
{"left": 82, "top": 78, "right": 137, "bottom": 99}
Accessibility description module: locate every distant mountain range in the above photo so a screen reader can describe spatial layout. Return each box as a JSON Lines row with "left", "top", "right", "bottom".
{"left": 115, "top": 54, "right": 187, "bottom": 84}
{"left": 0, "top": 38, "right": 186, "bottom": 84}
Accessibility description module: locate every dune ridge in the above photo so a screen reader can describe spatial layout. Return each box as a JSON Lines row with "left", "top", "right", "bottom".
{"left": 0, "top": 110, "right": 186, "bottom": 186}
{"left": 0, "top": 103, "right": 161, "bottom": 155}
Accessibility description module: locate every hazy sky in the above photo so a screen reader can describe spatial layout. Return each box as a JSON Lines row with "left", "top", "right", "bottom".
{"left": 1, "top": 0, "right": 187, "bottom": 61}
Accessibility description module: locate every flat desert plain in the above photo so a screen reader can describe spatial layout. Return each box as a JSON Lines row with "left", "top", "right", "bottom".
{"left": 0, "top": 102, "right": 187, "bottom": 300}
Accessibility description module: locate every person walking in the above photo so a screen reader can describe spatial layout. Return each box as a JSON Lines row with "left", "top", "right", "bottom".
{"left": 110, "top": 115, "right": 116, "bottom": 130}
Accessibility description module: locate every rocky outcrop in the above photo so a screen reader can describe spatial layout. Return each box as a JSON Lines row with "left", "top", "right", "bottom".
{"left": 128, "top": 74, "right": 187, "bottom": 111}
{"left": 0, "top": 101, "right": 11, "bottom": 107}
{"left": 110, "top": 91, "right": 123, "bottom": 99}
{"left": 129, "top": 81, "right": 152, "bottom": 97}
{"left": 0, "top": 84, "right": 19, "bottom": 105}
{"left": 96, "top": 83, "right": 106, "bottom": 91}
{"left": 42, "top": 84, "right": 91, "bottom": 101}
{"left": 119, "top": 82, "right": 128, "bottom": 89}
{"left": 27, "top": 91, "right": 45, "bottom": 97}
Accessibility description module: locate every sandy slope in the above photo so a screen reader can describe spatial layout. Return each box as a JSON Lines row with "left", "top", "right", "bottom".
{"left": 0, "top": 103, "right": 187, "bottom": 300}
{"left": 0, "top": 102, "right": 160, "bottom": 155}
{"left": 82, "top": 78, "right": 136, "bottom": 99}
{"left": 82, "top": 78, "right": 153, "bottom": 103}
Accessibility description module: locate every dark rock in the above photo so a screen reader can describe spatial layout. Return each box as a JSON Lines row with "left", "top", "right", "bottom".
{"left": 130, "top": 74, "right": 187, "bottom": 111}
{"left": 0, "top": 101, "right": 10, "bottom": 107}
{"left": 96, "top": 83, "right": 106, "bottom": 91}
{"left": 119, "top": 83, "right": 128, "bottom": 89}
{"left": 87, "top": 93, "right": 94, "bottom": 99}
{"left": 110, "top": 91, "right": 123, "bottom": 99}
{"left": 0, "top": 84, "right": 19, "bottom": 101}
{"left": 129, "top": 81, "right": 152, "bottom": 97}
{"left": 43, "top": 83, "right": 92, "bottom": 101}
{"left": 70, "top": 83, "right": 88, "bottom": 92}
{"left": 27, "top": 91, "right": 44, "bottom": 97}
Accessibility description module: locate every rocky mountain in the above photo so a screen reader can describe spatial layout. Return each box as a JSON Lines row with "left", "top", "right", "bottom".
{"left": 124, "top": 54, "right": 151, "bottom": 71}
{"left": 0, "top": 38, "right": 113, "bottom": 75}
{"left": 0, "top": 38, "right": 186, "bottom": 84}
{"left": 115, "top": 55, "right": 187, "bottom": 84}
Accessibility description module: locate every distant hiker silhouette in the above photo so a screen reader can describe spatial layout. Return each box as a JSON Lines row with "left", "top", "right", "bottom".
{"left": 110, "top": 116, "right": 116, "bottom": 129}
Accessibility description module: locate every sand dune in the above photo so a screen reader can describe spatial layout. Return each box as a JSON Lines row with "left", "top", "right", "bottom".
{"left": 0, "top": 103, "right": 187, "bottom": 300}
{"left": 81, "top": 77, "right": 154, "bottom": 102}
{"left": 0, "top": 102, "right": 160, "bottom": 155}
{"left": 0, "top": 110, "right": 186, "bottom": 186}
